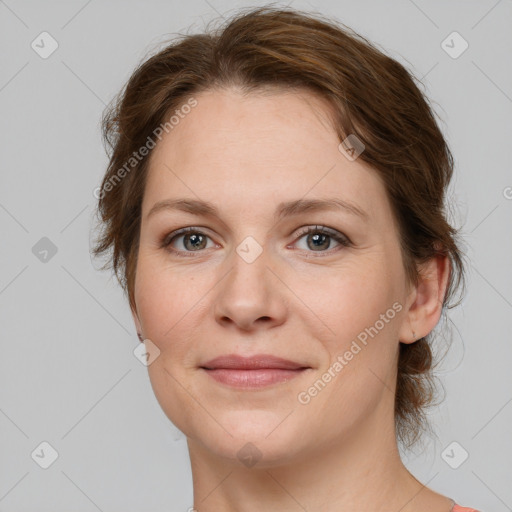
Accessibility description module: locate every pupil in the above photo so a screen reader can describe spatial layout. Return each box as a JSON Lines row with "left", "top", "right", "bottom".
{"left": 187, "top": 234, "right": 204, "bottom": 250}
{"left": 310, "top": 233, "right": 329, "bottom": 250}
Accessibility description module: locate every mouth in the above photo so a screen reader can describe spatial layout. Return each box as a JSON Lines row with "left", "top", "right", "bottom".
{"left": 199, "top": 354, "right": 311, "bottom": 389}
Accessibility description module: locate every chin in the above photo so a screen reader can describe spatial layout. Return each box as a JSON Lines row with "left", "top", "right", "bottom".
{"left": 186, "top": 410, "right": 315, "bottom": 468}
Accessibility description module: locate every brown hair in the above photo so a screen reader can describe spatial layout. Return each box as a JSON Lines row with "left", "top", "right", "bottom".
{"left": 92, "top": 5, "right": 467, "bottom": 449}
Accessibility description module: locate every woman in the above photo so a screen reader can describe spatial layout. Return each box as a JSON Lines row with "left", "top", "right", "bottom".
{"left": 92, "top": 6, "right": 478, "bottom": 511}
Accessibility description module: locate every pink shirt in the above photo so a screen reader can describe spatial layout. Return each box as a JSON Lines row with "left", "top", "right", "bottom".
{"left": 452, "top": 505, "right": 481, "bottom": 512}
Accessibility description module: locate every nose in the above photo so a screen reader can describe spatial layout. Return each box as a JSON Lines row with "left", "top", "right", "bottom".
{"left": 213, "top": 242, "right": 288, "bottom": 332}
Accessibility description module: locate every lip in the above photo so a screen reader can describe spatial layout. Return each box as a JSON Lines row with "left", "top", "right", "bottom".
{"left": 200, "top": 354, "right": 311, "bottom": 389}
{"left": 201, "top": 354, "right": 308, "bottom": 370}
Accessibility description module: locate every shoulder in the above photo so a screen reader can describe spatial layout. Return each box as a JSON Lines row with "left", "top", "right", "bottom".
{"left": 452, "top": 505, "right": 482, "bottom": 512}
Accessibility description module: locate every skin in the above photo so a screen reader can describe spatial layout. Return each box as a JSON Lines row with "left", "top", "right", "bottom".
{"left": 131, "top": 87, "right": 453, "bottom": 512}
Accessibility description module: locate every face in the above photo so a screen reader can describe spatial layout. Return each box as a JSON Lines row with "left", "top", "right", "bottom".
{"left": 132, "top": 87, "right": 414, "bottom": 466}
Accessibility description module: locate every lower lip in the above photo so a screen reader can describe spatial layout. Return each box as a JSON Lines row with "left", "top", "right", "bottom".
{"left": 202, "top": 368, "right": 308, "bottom": 388}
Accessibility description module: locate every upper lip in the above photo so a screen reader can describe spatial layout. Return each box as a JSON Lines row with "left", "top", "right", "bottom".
{"left": 201, "top": 354, "right": 309, "bottom": 370}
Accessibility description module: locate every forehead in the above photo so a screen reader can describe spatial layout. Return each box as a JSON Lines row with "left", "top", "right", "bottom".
{"left": 143, "top": 87, "right": 386, "bottom": 223}
{"left": 155, "top": 86, "right": 339, "bottom": 160}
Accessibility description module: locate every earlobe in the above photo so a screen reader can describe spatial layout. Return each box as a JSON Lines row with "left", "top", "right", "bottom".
{"left": 399, "top": 254, "right": 451, "bottom": 344}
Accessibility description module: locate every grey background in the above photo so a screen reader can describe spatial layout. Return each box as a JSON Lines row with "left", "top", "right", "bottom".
{"left": 1, "top": 0, "right": 511, "bottom": 510}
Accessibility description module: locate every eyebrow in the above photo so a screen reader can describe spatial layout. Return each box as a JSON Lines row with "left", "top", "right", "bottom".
{"left": 146, "top": 197, "right": 369, "bottom": 222}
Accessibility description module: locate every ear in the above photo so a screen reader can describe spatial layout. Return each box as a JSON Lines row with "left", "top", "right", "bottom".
{"left": 398, "top": 253, "right": 451, "bottom": 344}
{"left": 131, "top": 304, "right": 143, "bottom": 340}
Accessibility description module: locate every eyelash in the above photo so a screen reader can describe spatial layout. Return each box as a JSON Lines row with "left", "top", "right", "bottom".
{"left": 161, "top": 225, "right": 351, "bottom": 258}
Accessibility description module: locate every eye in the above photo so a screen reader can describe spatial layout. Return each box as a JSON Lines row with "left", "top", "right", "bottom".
{"left": 161, "top": 225, "right": 351, "bottom": 257}
{"left": 161, "top": 227, "right": 216, "bottom": 257}
{"left": 291, "top": 225, "right": 350, "bottom": 255}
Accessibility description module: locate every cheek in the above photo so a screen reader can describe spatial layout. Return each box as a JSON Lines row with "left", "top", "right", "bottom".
{"left": 134, "top": 260, "right": 208, "bottom": 432}
{"left": 299, "top": 259, "right": 398, "bottom": 342}
{"left": 134, "top": 257, "right": 208, "bottom": 341}
{"left": 299, "top": 257, "right": 401, "bottom": 403}
{"left": 299, "top": 274, "right": 400, "bottom": 433}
